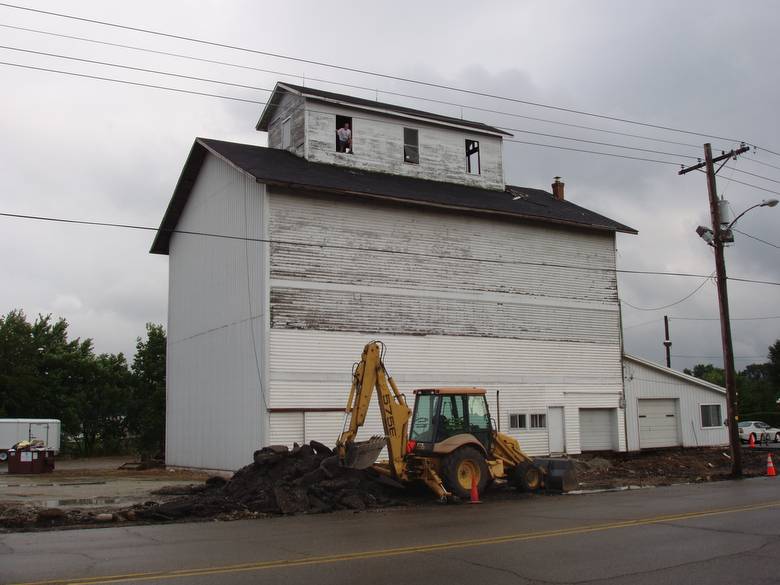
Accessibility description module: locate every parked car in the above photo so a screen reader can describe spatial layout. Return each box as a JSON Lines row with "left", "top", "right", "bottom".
{"left": 738, "top": 421, "right": 780, "bottom": 444}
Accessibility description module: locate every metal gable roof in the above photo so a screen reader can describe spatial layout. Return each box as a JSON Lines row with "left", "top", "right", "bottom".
{"left": 150, "top": 138, "right": 637, "bottom": 255}
{"left": 623, "top": 354, "right": 727, "bottom": 394}
{"left": 256, "top": 82, "right": 512, "bottom": 137}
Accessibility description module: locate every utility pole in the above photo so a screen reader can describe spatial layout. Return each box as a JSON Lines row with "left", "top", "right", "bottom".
{"left": 679, "top": 142, "right": 749, "bottom": 477}
{"left": 663, "top": 315, "right": 672, "bottom": 368}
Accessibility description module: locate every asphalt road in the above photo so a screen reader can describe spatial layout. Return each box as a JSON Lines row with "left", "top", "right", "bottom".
{"left": 2, "top": 477, "right": 779, "bottom": 585}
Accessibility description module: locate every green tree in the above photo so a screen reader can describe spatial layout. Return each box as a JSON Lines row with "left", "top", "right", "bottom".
{"left": 0, "top": 309, "right": 132, "bottom": 455}
{"left": 684, "top": 363, "right": 725, "bottom": 386}
{"left": 128, "top": 323, "right": 166, "bottom": 458}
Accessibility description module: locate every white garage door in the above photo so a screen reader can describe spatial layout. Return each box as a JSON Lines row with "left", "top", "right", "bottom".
{"left": 579, "top": 408, "right": 616, "bottom": 451}
{"left": 638, "top": 399, "right": 680, "bottom": 449}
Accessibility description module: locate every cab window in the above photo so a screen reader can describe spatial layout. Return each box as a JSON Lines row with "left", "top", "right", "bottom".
{"left": 410, "top": 394, "right": 438, "bottom": 442}
{"left": 438, "top": 395, "right": 467, "bottom": 439}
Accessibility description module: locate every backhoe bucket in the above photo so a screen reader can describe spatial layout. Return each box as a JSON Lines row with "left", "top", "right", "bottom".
{"left": 534, "top": 457, "right": 577, "bottom": 492}
{"left": 343, "top": 435, "right": 386, "bottom": 469}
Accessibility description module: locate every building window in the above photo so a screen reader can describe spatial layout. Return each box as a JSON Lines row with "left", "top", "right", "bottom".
{"left": 530, "top": 413, "right": 547, "bottom": 429}
{"left": 701, "top": 404, "right": 722, "bottom": 428}
{"left": 404, "top": 128, "right": 419, "bottom": 164}
{"left": 465, "top": 139, "right": 480, "bottom": 174}
{"left": 281, "top": 117, "right": 291, "bottom": 150}
{"left": 509, "top": 414, "right": 527, "bottom": 429}
{"left": 336, "top": 115, "right": 353, "bottom": 154}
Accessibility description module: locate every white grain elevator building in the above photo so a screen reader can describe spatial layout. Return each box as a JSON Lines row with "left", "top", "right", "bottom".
{"left": 152, "top": 82, "right": 637, "bottom": 471}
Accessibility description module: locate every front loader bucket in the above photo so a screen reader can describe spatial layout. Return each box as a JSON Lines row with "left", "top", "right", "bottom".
{"left": 534, "top": 458, "right": 578, "bottom": 492}
{"left": 343, "top": 435, "right": 386, "bottom": 469}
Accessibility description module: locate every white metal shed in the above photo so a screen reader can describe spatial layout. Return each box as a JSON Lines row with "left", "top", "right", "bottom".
{"left": 623, "top": 355, "right": 728, "bottom": 451}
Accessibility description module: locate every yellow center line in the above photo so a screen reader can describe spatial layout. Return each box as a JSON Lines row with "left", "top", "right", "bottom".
{"left": 11, "top": 499, "right": 780, "bottom": 585}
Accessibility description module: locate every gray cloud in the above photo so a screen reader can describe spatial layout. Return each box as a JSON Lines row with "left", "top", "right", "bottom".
{"left": 1, "top": 0, "right": 777, "bottom": 369}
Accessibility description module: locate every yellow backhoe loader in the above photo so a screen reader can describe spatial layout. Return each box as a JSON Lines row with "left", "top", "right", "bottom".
{"left": 336, "top": 341, "right": 575, "bottom": 500}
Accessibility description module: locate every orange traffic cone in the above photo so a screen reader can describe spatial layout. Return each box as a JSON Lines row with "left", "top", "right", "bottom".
{"left": 767, "top": 454, "right": 776, "bottom": 477}
{"left": 749, "top": 434, "right": 756, "bottom": 448}
{"left": 469, "top": 475, "right": 481, "bottom": 504}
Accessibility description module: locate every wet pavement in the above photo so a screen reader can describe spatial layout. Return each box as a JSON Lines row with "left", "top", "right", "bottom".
{"left": 2, "top": 477, "right": 778, "bottom": 585}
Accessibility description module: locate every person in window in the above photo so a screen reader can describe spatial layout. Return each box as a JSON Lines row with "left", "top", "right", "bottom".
{"left": 336, "top": 121, "right": 352, "bottom": 153}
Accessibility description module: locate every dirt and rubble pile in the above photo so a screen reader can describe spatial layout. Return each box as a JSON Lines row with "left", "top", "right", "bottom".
{"left": 574, "top": 447, "right": 770, "bottom": 489}
{"left": 135, "top": 441, "right": 403, "bottom": 520}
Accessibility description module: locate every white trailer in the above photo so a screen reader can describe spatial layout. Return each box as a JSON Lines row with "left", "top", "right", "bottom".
{"left": 0, "top": 419, "right": 61, "bottom": 461}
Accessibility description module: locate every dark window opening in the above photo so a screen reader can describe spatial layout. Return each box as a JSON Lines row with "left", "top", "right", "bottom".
{"left": 465, "top": 139, "right": 480, "bottom": 174}
{"left": 281, "top": 117, "right": 291, "bottom": 150}
{"left": 530, "top": 413, "right": 547, "bottom": 429}
{"left": 336, "top": 115, "right": 353, "bottom": 154}
{"left": 701, "top": 404, "right": 721, "bottom": 428}
{"left": 404, "top": 128, "right": 419, "bottom": 164}
{"left": 510, "top": 414, "right": 527, "bottom": 429}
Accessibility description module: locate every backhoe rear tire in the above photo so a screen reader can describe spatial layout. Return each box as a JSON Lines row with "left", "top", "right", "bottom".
{"left": 441, "top": 446, "right": 489, "bottom": 500}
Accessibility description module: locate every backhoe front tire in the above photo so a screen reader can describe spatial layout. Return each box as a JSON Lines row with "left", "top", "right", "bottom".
{"left": 441, "top": 446, "right": 489, "bottom": 500}
{"left": 512, "top": 462, "right": 542, "bottom": 492}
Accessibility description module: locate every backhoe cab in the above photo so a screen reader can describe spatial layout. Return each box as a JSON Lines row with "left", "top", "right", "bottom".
{"left": 336, "top": 342, "right": 573, "bottom": 500}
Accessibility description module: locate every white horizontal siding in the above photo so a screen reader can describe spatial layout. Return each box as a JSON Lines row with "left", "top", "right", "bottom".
{"left": 270, "top": 287, "right": 618, "bottom": 343}
{"left": 269, "top": 191, "right": 617, "bottom": 304}
{"left": 563, "top": 394, "right": 626, "bottom": 454}
{"left": 268, "top": 412, "right": 304, "bottom": 447}
{"left": 269, "top": 330, "right": 623, "bottom": 456}
{"left": 167, "top": 154, "right": 269, "bottom": 470}
{"left": 304, "top": 102, "right": 505, "bottom": 190}
{"left": 623, "top": 357, "right": 728, "bottom": 450}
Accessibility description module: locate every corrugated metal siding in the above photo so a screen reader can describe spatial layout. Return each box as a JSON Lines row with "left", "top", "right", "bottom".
{"left": 304, "top": 102, "right": 505, "bottom": 190}
{"left": 623, "top": 358, "right": 728, "bottom": 450}
{"left": 268, "top": 412, "right": 304, "bottom": 446}
{"left": 167, "top": 154, "right": 269, "bottom": 470}
{"left": 304, "top": 412, "right": 345, "bottom": 445}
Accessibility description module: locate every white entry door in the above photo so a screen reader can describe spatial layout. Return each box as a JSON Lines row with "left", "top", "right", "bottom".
{"left": 548, "top": 407, "right": 565, "bottom": 454}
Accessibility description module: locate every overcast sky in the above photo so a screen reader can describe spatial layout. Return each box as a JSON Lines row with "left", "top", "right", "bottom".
{"left": 1, "top": 0, "right": 778, "bottom": 372}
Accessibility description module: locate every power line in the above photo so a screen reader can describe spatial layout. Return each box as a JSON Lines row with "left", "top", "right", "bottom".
{"left": 733, "top": 229, "right": 780, "bottom": 249}
{"left": 672, "top": 354, "right": 766, "bottom": 359}
{"left": 0, "top": 44, "right": 275, "bottom": 93}
{"left": 715, "top": 176, "right": 780, "bottom": 196}
{"left": 729, "top": 167, "right": 780, "bottom": 185}
{"left": 0, "top": 22, "right": 726, "bottom": 153}
{"left": 504, "top": 139, "right": 680, "bottom": 166}
{"left": 620, "top": 274, "right": 714, "bottom": 310}
{"left": 499, "top": 126, "right": 697, "bottom": 160}
{"left": 622, "top": 318, "right": 660, "bottom": 330}
{"left": 0, "top": 44, "right": 702, "bottom": 164}
{"left": 0, "top": 2, "right": 750, "bottom": 144}
{"left": 0, "top": 60, "right": 265, "bottom": 104}
{"left": 3, "top": 211, "right": 780, "bottom": 286}
{"left": 0, "top": 58, "right": 687, "bottom": 168}
{"left": 743, "top": 157, "right": 780, "bottom": 173}
{"left": 672, "top": 315, "right": 780, "bottom": 321}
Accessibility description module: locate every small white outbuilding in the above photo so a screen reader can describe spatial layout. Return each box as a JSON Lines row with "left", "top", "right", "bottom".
{"left": 623, "top": 355, "right": 728, "bottom": 451}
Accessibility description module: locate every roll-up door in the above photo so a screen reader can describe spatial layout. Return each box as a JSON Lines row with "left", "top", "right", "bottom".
{"left": 638, "top": 399, "right": 680, "bottom": 448}
{"left": 579, "top": 408, "right": 616, "bottom": 451}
